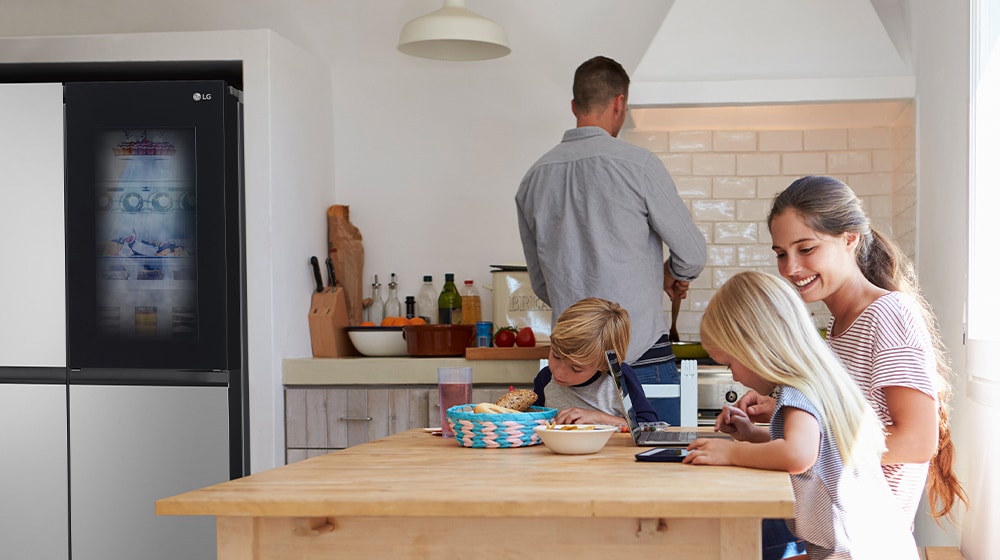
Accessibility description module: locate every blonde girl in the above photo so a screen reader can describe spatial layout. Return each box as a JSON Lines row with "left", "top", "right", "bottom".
{"left": 686, "top": 271, "right": 917, "bottom": 559}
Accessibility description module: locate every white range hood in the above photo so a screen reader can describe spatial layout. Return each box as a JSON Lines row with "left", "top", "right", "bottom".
{"left": 630, "top": 0, "right": 914, "bottom": 106}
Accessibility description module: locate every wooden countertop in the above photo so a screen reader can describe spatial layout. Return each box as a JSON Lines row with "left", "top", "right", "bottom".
{"left": 157, "top": 429, "right": 794, "bottom": 520}
{"left": 282, "top": 356, "right": 541, "bottom": 386}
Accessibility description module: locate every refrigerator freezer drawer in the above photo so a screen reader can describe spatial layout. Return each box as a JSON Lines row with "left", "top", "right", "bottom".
{"left": 0, "top": 383, "right": 69, "bottom": 559}
{"left": 69, "top": 384, "right": 229, "bottom": 560}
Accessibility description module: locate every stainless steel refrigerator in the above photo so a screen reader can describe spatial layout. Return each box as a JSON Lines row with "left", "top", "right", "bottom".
{"left": 60, "top": 80, "right": 248, "bottom": 560}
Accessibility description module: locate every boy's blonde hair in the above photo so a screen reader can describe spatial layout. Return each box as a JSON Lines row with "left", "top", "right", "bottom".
{"left": 700, "top": 271, "right": 885, "bottom": 468}
{"left": 549, "top": 297, "right": 630, "bottom": 371}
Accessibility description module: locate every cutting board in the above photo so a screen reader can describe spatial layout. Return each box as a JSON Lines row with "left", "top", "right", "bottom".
{"left": 465, "top": 345, "right": 550, "bottom": 360}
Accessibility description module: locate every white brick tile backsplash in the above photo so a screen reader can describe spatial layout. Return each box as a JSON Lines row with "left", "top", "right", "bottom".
{"left": 714, "top": 222, "right": 758, "bottom": 244}
{"left": 687, "top": 290, "right": 713, "bottom": 312}
{"left": 736, "top": 153, "right": 781, "bottom": 176}
{"left": 622, "top": 130, "right": 669, "bottom": 151}
{"left": 739, "top": 244, "right": 777, "bottom": 267}
{"left": 756, "top": 221, "right": 772, "bottom": 244}
{"left": 674, "top": 175, "right": 712, "bottom": 198}
{"left": 846, "top": 173, "right": 892, "bottom": 196}
{"left": 804, "top": 128, "right": 848, "bottom": 151}
{"left": 693, "top": 153, "right": 736, "bottom": 175}
{"left": 782, "top": 152, "right": 827, "bottom": 175}
{"left": 828, "top": 151, "right": 873, "bottom": 173}
{"left": 713, "top": 176, "right": 756, "bottom": 198}
{"left": 848, "top": 127, "right": 892, "bottom": 149}
{"left": 695, "top": 221, "right": 713, "bottom": 243}
{"left": 714, "top": 130, "right": 757, "bottom": 152}
{"left": 692, "top": 199, "right": 736, "bottom": 221}
{"left": 757, "top": 176, "right": 792, "bottom": 199}
{"left": 660, "top": 153, "right": 693, "bottom": 175}
{"left": 759, "top": 130, "right": 803, "bottom": 152}
{"left": 866, "top": 195, "right": 893, "bottom": 219}
{"left": 690, "top": 273, "right": 714, "bottom": 291}
{"left": 622, "top": 102, "right": 915, "bottom": 331}
{"left": 737, "top": 199, "right": 772, "bottom": 222}
{"left": 670, "top": 130, "right": 713, "bottom": 152}
{"left": 872, "top": 149, "right": 894, "bottom": 172}
{"left": 708, "top": 245, "right": 736, "bottom": 267}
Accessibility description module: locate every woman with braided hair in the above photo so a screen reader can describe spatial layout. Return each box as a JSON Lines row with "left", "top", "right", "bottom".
{"left": 735, "top": 175, "right": 967, "bottom": 557}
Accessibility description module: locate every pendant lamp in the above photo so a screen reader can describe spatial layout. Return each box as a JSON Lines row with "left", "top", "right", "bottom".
{"left": 397, "top": 0, "right": 510, "bottom": 61}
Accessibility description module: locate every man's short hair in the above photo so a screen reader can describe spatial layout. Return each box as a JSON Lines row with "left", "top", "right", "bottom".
{"left": 572, "top": 56, "right": 630, "bottom": 114}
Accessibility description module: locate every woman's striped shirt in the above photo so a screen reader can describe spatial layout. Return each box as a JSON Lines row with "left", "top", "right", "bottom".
{"left": 826, "top": 291, "right": 938, "bottom": 523}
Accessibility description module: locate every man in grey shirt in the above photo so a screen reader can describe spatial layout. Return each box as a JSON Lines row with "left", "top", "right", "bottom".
{"left": 515, "top": 55, "right": 706, "bottom": 425}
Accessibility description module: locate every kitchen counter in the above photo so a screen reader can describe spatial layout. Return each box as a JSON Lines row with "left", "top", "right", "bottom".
{"left": 282, "top": 356, "right": 541, "bottom": 386}
{"left": 157, "top": 428, "right": 794, "bottom": 559}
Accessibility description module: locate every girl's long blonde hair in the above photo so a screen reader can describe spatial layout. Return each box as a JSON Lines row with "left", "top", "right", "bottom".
{"left": 701, "top": 271, "right": 885, "bottom": 468}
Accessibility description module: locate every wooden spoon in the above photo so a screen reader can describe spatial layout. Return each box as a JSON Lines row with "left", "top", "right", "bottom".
{"left": 669, "top": 295, "right": 681, "bottom": 343}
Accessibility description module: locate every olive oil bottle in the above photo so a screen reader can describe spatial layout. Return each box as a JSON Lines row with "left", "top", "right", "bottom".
{"left": 437, "top": 273, "right": 462, "bottom": 324}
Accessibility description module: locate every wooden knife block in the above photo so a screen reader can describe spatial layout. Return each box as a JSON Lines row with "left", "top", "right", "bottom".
{"left": 308, "top": 286, "right": 357, "bottom": 357}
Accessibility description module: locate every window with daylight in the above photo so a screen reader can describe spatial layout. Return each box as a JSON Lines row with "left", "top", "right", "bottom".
{"left": 968, "top": 0, "right": 1000, "bottom": 401}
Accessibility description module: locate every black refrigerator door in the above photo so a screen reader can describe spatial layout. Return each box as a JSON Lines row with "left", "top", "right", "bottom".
{"left": 65, "top": 81, "right": 243, "bottom": 371}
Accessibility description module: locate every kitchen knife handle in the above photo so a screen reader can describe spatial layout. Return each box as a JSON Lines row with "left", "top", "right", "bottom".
{"left": 326, "top": 257, "right": 336, "bottom": 287}
{"left": 310, "top": 256, "right": 324, "bottom": 293}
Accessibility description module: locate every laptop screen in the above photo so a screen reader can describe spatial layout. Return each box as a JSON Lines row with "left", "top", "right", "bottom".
{"left": 605, "top": 350, "right": 642, "bottom": 442}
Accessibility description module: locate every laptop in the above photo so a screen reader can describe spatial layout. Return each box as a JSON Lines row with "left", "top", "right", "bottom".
{"left": 605, "top": 349, "right": 730, "bottom": 447}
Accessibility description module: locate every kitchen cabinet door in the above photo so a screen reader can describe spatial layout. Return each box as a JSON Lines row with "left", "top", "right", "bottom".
{"left": 285, "top": 387, "right": 433, "bottom": 462}
{"left": 0, "top": 82, "right": 66, "bottom": 368}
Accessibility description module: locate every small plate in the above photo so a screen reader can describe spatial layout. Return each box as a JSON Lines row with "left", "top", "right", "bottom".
{"left": 150, "top": 192, "right": 173, "bottom": 212}
{"left": 121, "top": 192, "right": 143, "bottom": 213}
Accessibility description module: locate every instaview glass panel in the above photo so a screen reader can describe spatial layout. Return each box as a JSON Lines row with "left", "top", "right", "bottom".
{"left": 93, "top": 128, "right": 198, "bottom": 341}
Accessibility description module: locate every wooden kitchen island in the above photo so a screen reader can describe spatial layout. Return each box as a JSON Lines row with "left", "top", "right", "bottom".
{"left": 157, "top": 429, "right": 794, "bottom": 559}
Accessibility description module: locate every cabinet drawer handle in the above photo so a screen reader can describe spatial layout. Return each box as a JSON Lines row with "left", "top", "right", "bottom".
{"left": 339, "top": 416, "right": 372, "bottom": 421}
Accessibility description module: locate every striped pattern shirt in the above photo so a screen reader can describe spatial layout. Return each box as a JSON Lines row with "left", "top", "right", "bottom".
{"left": 772, "top": 387, "right": 918, "bottom": 559}
{"left": 826, "top": 292, "right": 937, "bottom": 523}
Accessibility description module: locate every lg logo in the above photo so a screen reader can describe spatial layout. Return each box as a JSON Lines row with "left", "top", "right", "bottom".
{"left": 192, "top": 92, "right": 213, "bottom": 102}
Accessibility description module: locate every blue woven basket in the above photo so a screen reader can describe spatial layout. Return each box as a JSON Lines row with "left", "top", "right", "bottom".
{"left": 446, "top": 405, "right": 558, "bottom": 448}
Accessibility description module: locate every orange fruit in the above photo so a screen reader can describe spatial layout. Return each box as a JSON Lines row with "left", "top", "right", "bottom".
{"left": 408, "top": 317, "right": 427, "bottom": 325}
{"left": 359, "top": 321, "right": 376, "bottom": 327}
{"left": 390, "top": 316, "right": 410, "bottom": 327}
{"left": 380, "top": 316, "right": 396, "bottom": 326}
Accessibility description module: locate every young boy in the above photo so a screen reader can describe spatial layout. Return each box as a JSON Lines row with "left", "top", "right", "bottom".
{"left": 532, "top": 297, "right": 658, "bottom": 427}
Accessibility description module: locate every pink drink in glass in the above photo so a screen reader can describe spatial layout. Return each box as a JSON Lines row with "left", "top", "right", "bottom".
{"left": 438, "top": 367, "right": 473, "bottom": 438}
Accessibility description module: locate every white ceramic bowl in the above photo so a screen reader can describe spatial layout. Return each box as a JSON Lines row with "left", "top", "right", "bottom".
{"left": 346, "top": 327, "right": 407, "bottom": 357}
{"left": 532, "top": 424, "right": 617, "bottom": 455}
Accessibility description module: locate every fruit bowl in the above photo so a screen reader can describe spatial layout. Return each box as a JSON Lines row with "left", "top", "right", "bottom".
{"left": 532, "top": 424, "right": 617, "bottom": 455}
{"left": 346, "top": 326, "right": 407, "bottom": 357}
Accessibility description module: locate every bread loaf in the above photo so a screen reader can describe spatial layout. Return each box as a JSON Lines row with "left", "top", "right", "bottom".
{"left": 494, "top": 389, "right": 538, "bottom": 412}
{"left": 473, "top": 402, "right": 521, "bottom": 414}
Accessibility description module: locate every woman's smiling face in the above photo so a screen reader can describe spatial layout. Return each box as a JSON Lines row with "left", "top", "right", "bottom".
{"left": 769, "top": 210, "right": 859, "bottom": 304}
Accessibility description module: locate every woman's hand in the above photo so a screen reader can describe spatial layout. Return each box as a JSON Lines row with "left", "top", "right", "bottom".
{"left": 714, "top": 405, "right": 760, "bottom": 441}
{"left": 735, "top": 390, "right": 777, "bottom": 423}
{"left": 555, "top": 407, "right": 623, "bottom": 429}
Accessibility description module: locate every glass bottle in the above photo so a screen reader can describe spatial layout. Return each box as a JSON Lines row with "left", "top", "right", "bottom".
{"left": 369, "top": 274, "right": 384, "bottom": 324}
{"left": 417, "top": 275, "right": 438, "bottom": 324}
{"left": 438, "top": 273, "right": 462, "bottom": 325}
{"left": 384, "top": 273, "right": 402, "bottom": 318}
{"left": 404, "top": 296, "right": 416, "bottom": 319}
{"left": 459, "top": 279, "right": 482, "bottom": 325}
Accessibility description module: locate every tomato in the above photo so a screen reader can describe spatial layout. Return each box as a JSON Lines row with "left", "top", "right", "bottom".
{"left": 515, "top": 327, "right": 536, "bottom": 347}
{"left": 494, "top": 326, "right": 517, "bottom": 347}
